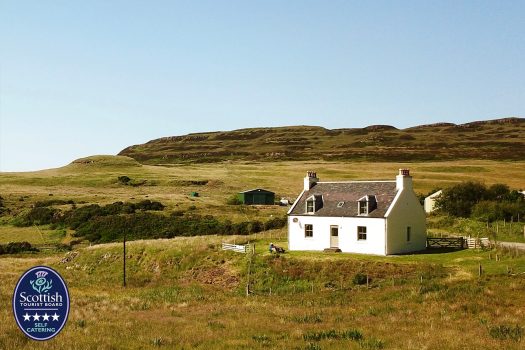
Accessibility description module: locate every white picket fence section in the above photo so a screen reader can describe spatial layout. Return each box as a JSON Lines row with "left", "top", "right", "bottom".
{"left": 464, "top": 237, "right": 491, "bottom": 249}
{"left": 222, "top": 243, "right": 252, "bottom": 254}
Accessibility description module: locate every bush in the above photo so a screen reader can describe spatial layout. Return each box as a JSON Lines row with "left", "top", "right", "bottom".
{"left": 263, "top": 216, "right": 287, "bottom": 230}
{"left": 437, "top": 181, "right": 524, "bottom": 218}
{"left": 226, "top": 195, "right": 242, "bottom": 205}
{"left": 74, "top": 212, "right": 286, "bottom": 243}
{"left": 34, "top": 199, "right": 75, "bottom": 207}
{"left": 436, "top": 181, "right": 489, "bottom": 217}
{"left": 0, "top": 242, "right": 38, "bottom": 254}
{"left": 352, "top": 273, "right": 368, "bottom": 285}
{"left": 134, "top": 200, "right": 165, "bottom": 211}
{"left": 117, "top": 176, "right": 131, "bottom": 184}
{"left": 14, "top": 207, "right": 59, "bottom": 227}
{"left": 472, "top": 201, "right": 525, "bottom": 222}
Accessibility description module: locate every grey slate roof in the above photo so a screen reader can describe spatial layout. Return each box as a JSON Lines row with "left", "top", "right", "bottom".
{"left": 289, "top": 181, "right": 397, "bottom": 218}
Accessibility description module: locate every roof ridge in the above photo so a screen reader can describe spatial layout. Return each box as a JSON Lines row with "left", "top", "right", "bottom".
{"left": 317, "top": 180, "right": 395, "bottom": 184}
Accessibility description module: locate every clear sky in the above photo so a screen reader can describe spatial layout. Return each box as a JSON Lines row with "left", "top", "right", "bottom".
{"left": 1, "top": 1, "right": 524, "bottom": 171}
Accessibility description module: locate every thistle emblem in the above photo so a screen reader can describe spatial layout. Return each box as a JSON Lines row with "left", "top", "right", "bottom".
{"left": 30, "top": 271, "right": 52, "bottom": 293}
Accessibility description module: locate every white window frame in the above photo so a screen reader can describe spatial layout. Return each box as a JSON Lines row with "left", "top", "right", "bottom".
{"left": 358, "top": 201, "right": 368, "bottom": 215}
{"left": 306, "top": 200, "right": 314, "bottom": 213}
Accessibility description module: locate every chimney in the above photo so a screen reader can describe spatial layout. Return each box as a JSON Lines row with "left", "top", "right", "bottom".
{"left": 396, "top": 168, "right": 412, "bottom": 191}
{"left": 304, "top": 171, "right": 319, "bottom": 191}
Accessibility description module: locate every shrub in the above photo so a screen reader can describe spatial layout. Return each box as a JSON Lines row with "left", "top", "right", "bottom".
{"left": 226, "top": 195, "right": 242, "bottom": 205}
{"left": 13, "top": 207, "right": 59, "bottom": 226}
{"left": 73, "top": 212, "right": 286, "bottom": 243}
{"left": 471, "top": 201, "right": 525, "bottom": 222}
{"left": 263, "top": 216, "right": 287, "bottom": 230}
{"left": 352, "top": 273, "right": 368, "bottom": 285}
{"left": 436, "top": 181, "right": 489, "bottom": 217}
{"left": 0, "top": 242, "right": 38, "bottom": 254}
{"left": 34, "top": 199, "right": 75, "bottom": 207}
{"left": 117, "top": 176, "right": 131, "bottom": 185}
{"left": 134, "top": 200, "right": 165, "bottom": 211}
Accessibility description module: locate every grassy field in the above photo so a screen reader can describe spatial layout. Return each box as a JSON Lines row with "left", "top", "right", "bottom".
{"left": 1, "top": 156, "right": 524, "bottom": 219}
{"left": 1, "top": 157, "right": 525, "bottom": 349}
{"left": 2, "top": 156, "right": 524, "bottom": 244}
{"left": 1, "top": 235, "right": 524, "bottom": 349}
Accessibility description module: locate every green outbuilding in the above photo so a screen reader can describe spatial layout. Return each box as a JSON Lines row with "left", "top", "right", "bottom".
{"left": 238, "top": 189, "right": 275, "bottom": 205}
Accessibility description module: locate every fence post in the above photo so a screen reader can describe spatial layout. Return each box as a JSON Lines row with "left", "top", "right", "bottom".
{"left": 478, "top": 264, "right": 482, "bottom": 276}
{"left": 366, "top": 274, "right": 370, "bottom": 289}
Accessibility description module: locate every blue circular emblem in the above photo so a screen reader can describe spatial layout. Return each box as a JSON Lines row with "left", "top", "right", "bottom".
{"left": 12, "top": 266, "right": 70, "bottom": 341}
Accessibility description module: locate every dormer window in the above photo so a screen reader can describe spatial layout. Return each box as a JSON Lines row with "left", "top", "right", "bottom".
{"left": 305, "top": 195, "right": 323, "bottom": 214}
{"left": 358, "top": 200, "right": 368, "bottom": 215}
{"left": 358, "top": 195, "right": 377, "bottom": 216}
{"left": 306, "top": 200, "right": 315, "bottom": 213}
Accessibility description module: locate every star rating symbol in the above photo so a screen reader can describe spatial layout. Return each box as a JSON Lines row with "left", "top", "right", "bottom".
{"left": 42, "top": 313, "right": 50, "bottom": 321}
{"left": 32, "top": 313, "right": 41, "bottom": 321}
{"left": 51, "top": 313, "right": 60, "bottom": 321}
{"left": 23, "top": 313, "right": 31, "bottom": 321}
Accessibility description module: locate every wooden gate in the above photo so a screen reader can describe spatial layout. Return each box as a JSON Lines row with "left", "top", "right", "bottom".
{"left": 426, "top": 237, "right": 464, "bottom": 249}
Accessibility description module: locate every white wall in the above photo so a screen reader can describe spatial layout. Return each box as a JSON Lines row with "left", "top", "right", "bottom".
{"left": 424, "top": 190, "right": 442, "bottom": 213}
{"left": 288, "top": 216, "right": 387, "bottom": 255}
{"left": 385, "top": 189, "right": 426, "bottom": 254}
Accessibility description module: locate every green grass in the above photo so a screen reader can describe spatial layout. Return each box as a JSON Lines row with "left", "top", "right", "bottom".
{"left": 2, "top": 157, "right": 525, "bottom": 223}
{"left": 0, "top": 225, "right": 65, "bottom": 244}
{"left": 1, "top": 156, "right": 525, "bottom": 348}
{"left": 1, "top": 236, "right": 525, "bottom": 349}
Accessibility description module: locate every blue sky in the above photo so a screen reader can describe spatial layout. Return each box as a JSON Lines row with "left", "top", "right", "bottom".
{"left": 1, "top": 0, "right": 524, "bottom": 171}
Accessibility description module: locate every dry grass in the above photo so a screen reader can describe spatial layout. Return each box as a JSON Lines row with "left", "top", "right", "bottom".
{"left": 1, "top": 236, "right": 525, "bottom": 349}
{"left": 1, "top": 157, "right": 524, "bottom": 222}
{"left": 1, "top": 158, "right": 525, "bottom": 348}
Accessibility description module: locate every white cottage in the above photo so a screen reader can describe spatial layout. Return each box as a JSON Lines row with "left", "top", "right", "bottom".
{"left": 287, "top": 169, "right": 426, "bottom": 255}
{"left": 424, "top": 190, "right": 442, "bottom": 213}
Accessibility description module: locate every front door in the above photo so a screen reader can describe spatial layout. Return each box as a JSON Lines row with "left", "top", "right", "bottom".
{"left": 330, "top": 226, "right": 339, "bottom": 247}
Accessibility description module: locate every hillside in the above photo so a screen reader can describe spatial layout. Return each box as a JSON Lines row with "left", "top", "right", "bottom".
{"left": 119, "top": 117, "right": 525, "bottom": 164}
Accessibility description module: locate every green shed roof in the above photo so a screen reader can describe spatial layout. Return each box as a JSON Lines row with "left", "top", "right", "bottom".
{"left": 239, "top": 188, "right": 275, "bottom": 195}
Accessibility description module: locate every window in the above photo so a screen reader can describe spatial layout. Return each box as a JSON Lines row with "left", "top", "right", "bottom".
{"left": 306, "top": 200, "right": 314, "bottom": 213}
{"left": 357, "top": 226, "right": 367, "bottom": 240}
{"left": 305, "top": 224, "right": 313, "bottom": 238}
{"left": 337, "top": 201, "right": 345, "bottom": 208}
{"left": 358, "top": 201, "right": 368, "bottom": 215}
{"left": 358, "top": 195, "right": 377, "bottom": 215}
{"left": 406, "top": 226, "right": 411, "bottom": 242}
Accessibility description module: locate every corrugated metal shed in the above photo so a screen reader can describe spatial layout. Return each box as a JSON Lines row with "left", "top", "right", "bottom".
{"left": 238, "top": 188, "right": 275, "bottom": 205}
